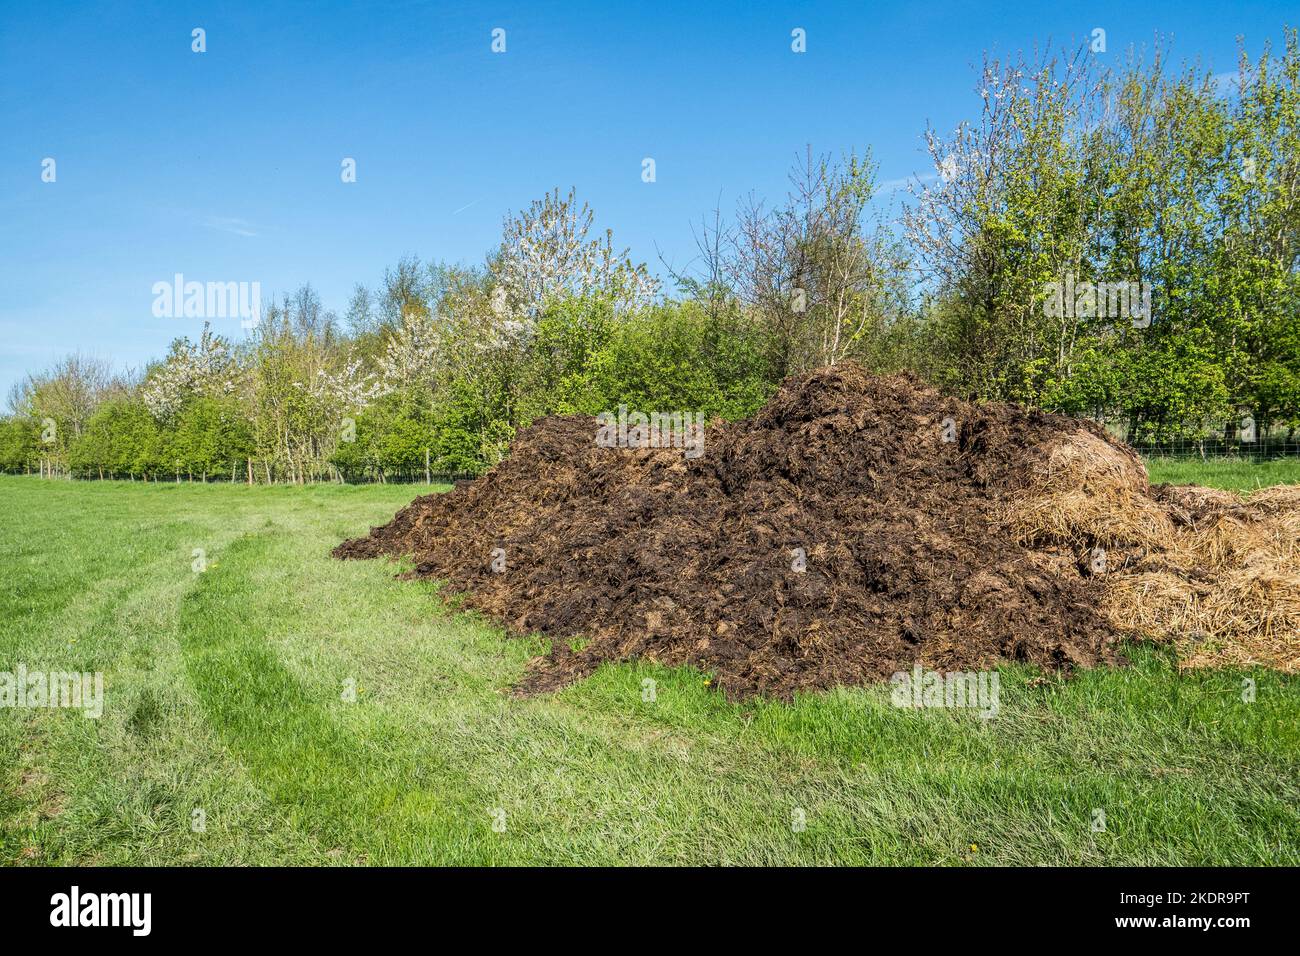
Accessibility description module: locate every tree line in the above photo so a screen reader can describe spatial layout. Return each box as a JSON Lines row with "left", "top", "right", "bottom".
{"left": 4, "top": 34, "right": 1298, "bottom": 482}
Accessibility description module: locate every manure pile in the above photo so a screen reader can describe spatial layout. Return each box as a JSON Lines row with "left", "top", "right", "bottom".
{"left": 334, "top": 364, "right": 1300, "bottom": 698}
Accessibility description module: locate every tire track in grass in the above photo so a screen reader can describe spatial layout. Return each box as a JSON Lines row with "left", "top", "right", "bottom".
{"left": 0, "top": 481, "right": 249, "bottom": 864}
{"left": 177, "top": 530, "right": 504, "bottom": 864}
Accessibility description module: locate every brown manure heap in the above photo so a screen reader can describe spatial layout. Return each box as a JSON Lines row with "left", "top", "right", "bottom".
{"left": 334, "top": 363, "right": 1300, "bottom": 698}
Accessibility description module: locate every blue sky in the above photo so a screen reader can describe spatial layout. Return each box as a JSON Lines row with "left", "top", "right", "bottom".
{"left": 1, "top": 0, "right": 1295, "bottom": 399}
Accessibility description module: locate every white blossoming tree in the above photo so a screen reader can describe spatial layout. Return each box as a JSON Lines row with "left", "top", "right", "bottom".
{"left": 140, "top": 323, "right": 240, "bottom": 422}
{"left": 377, "top": 308, "right": 441, "bottom": 393}
{"left": 492, "top": 188, "right": 658, "bottom": 328}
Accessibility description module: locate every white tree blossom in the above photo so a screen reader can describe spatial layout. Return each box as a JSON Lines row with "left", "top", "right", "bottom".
{"left": 493, "top": 188, "right": 658, "bottom": 326}
{"left": 140, "top": 323, "right": 239, "bottom": 421}
{"left": 306, "top": 351, "right": 384, "bottom": 411}
{"left": 377, "top": 308, "right": 441, "bottom": 392}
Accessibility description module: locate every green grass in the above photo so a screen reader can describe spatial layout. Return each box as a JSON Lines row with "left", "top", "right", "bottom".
{"left": 1, "top": 469, "right": 1297, "bottom": 865}
{"left": 1145, "top": 456, "right": 1300, "bottom": 493}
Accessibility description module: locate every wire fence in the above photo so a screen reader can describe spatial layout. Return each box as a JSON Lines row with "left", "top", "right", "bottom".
{"left": 340, "top": 471, "right": 479, "bottom": 485}
{"left": 1130, "top": 437, "right": 1300, "bottom": 461}
{"left": 16, "top": 466, "right": 482, "bottom": 485}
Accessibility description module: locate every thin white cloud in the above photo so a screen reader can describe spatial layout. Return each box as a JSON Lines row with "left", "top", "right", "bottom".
{"left": 875, "top": 172, "right": 936, "bottom": 196}
{"left": 203, "top": 216, "right": 260, "bottom": 238}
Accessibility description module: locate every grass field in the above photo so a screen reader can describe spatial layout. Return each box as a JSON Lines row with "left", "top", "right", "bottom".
{"left": 1, "top": 459, "right": 1298, "bottom": 865}
{"left": 1145, "top": 457, "right": 1300, "bottom": 493}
